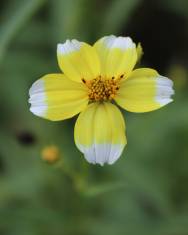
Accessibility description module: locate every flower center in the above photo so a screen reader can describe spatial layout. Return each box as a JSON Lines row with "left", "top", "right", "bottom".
{"left": 82, "top": 75, "right": 124, "bottom": 102}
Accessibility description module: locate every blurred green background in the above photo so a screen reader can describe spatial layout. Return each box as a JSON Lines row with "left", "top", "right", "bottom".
{"left": 0, "top": 0, "right": 188, "bottom": 234}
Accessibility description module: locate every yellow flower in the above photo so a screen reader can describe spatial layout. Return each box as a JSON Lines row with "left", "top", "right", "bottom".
{"left": 41, "top": 145, "right": 60, "bottom": 163}
{"left": 29, "top": 36, "right": 174, "bottom": 166}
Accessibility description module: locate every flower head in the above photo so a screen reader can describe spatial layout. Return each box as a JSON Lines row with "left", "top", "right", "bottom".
{"left": 41, "top": 145, "right": 60, "bottom": 164}
{"left": 29, "top": 36, "right": 174, "bottom": 166}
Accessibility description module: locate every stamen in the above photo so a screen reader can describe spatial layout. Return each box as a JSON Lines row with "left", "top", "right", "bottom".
{"left": 82, "top": 78, "right": 86, "bottom": 83}
{"left": 85, "top": 76, "right": 121, "bottom": 102}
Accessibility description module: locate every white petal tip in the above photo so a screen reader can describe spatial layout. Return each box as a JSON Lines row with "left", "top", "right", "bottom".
{"left": 156, "top": 76, "right": 174, "bottom": 106}
{"left": 104, "top": 36, "right": 135, "bottom": 50}
{"left": 29, "top": 79, "right": 47, "bottom": 117}
{"left": 29, "top": 105, "right": 47, "bottom": 117}
{"left": 29, "top": 79, "right": 44, "bottom": 96}
{"left": 57, "top": 40, "right": 81, "bottom": 55}
{"left": 78, "top": 143, "right": 125, "bottom": 166}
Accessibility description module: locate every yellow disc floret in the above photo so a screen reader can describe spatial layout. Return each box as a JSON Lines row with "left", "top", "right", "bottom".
{"left": 82, "top": 75, "right": 123, "bottom": 101}
{"left": 41, "top": 145, "right": 60, "bottom": 164}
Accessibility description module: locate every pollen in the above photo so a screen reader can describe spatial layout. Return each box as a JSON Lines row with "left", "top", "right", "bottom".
{"left": 83, "top": 75, "right": 123, "bottom": 101}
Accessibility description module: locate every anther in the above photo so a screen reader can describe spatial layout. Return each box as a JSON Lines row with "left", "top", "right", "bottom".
{"left": 82, "top": 78, "right": 86, "bottom": 83}
{"left": 120, "top": 74, "right": 124, "bottom": 78}
{"left": 86, "top": 75, "right": 121, "bottom": 101}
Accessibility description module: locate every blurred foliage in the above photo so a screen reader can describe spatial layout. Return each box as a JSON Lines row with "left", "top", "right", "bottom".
{"left": 0, "top": 0, "right": 188, "bottom": 234}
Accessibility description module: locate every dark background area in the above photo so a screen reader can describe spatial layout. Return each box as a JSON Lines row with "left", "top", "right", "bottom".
{"left": 0, "top": 0, "right": 188, "bottom": 234}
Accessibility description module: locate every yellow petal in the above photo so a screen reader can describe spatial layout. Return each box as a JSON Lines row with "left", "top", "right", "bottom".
{"left": 57, "top": 40, "right": 100, "bottom": 82}
{"left": 29, "top": 74, "right": 88, "bottom": 121}
{"left": 94, "top": 35, "right": 137, "bottom": 78}
{"left": 115, "top": 68, "right": 174, "bottom": 112}
{"left": 74, "top": 102, "right": 126, "bottom": 166}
